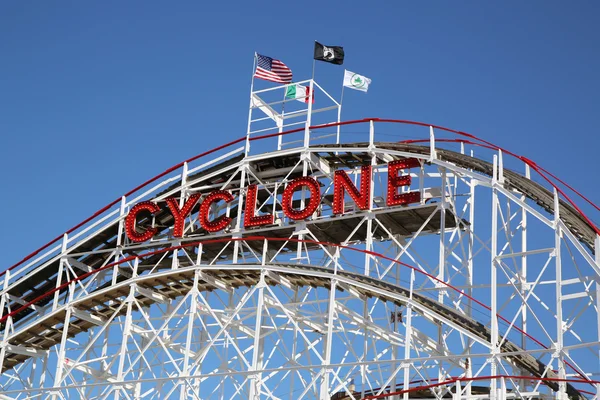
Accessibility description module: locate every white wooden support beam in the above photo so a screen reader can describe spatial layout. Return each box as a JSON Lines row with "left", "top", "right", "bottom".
{"left": 230, "top": 319, "right": 256, "bottom": 338}
{"left": 335, "top": 303, "right": 402, "bottom": 345}
{"left": 429, "top": 126, "right": 437, "bottom": 161}
{"left": 263, "top": 296, "right": 326, "bottom": 334}
{"left": 199, "top": 272, "right": 233, "bottom": 292}
{"left": 498, "top": 150, "right": 505, "bottom": 184}
{"left": 136, "top": 286, "right": 169, "bottom": 304}
{"left": 5, "top": 344, "right": 47, "bottom": 358}
{"left": 71, "top": 308, "right": 106, "bottom": 326}
{"left": 251, "top": 94, "right": 282, "bottom": 128}
{"left": 130, "top": 324, "right": 199, "bottom": 358}
{"left": 6, "top": 294, "right": 36, "bottom": 310}
{"left": 67, "top": 257, "right": 93, "bottom": 273}
{"left": 562, "top": 292, "right": 589, "bottom": 301}
{"left": 64, "top": 358, "right": 135, "bottom": 390}
{"left": 309, "top": 152, "right": 331, "bottom": 175}
{"left": 379, "top": 153, "right": 394, "bottom": 163}
{"left": 66, "top": 359, "right": 110, "bottom": 379}
{"left": 337, "top": 282, "right": 364, "bottom": 300}
{"left": 265, "top": 271, "right": 293, "bottom": 290}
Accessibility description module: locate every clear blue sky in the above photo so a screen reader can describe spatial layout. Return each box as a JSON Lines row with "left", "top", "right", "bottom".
{"left": 1, "top": 1, "right": 599, "bottom": 265}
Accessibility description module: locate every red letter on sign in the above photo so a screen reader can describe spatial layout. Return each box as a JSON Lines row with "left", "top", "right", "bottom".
{"left": 125, "top": 201, "right": 161, "bottom": 243}
{"left": 387, "top": 158, "right": 421, "bottom": 206}
{"left": 199, "top": 190, "right": 234, "bottom": 232}
{"left": 333, "top": 165, "right": 371, "bottom": 215}
{"left": 165, "top": 193, "right": 201, "bottom": 238}
{"left": 282, "top": 177, "right": 321, "bottom": 220}
{"left": 244, "top": 184, "right": 274, "bottom": 228}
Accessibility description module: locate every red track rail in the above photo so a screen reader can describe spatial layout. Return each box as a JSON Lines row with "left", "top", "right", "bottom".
{"left": 0, "top": 236, "right": 593, "bottom": 389}
{"left": 2, "top": 119, "right": 598, "bottom": 393}
{"left": 4, "top": 118, "right": 599, "bottom": 278}
{"left": 363, "top": 374, "right": 599, "bottom": 399}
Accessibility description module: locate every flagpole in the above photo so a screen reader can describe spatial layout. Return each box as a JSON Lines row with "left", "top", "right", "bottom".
{"left": 281, "top": 85, "right": 286, "bottom": 118}
{"left": 250, "top": 52, "right": 257, "bottom": 94}
{"left": 337, "top": 71, "right": 346, "bottom": 144}
{"left": 311, "top": 40, "right": 317, "bottom": 81}
{"left": 245, "top": 52, "right": 258, "bottom": 156}
{"left": 306, "top": 41, "right": 316, "bottom": 142}
{"left": 279, "top": 85, "right": 286, "bottom": 150}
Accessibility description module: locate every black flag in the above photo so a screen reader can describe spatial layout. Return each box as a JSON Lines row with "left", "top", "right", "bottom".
{"left": 314, "top": 42, "right": 344, "bottom": 65}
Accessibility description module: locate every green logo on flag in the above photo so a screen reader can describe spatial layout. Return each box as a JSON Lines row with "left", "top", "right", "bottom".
{"left": 351, "top": 74, "right": 366, "bottom": 88}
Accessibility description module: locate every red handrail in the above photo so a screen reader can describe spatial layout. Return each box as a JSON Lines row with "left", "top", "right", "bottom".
{"left": 3, "top": 118, "right": 598, "bottom": 280}
{"left": 0, "top": 118, "right": 597, "bottom": 396}
{"left": 363, "top": 374, "right": 599, "bottom": 399}
{"left": 0, "top": 236, "right": 591, "bottom": 386}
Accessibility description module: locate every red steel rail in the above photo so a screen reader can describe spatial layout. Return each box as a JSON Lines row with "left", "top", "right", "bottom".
{"left": 0, "top": 236, "right": 593, "bottom": 389}
{"left": 362, "top": 374, "right": 599, "bottom": 399}
{"left": 3, "top": 118, "right": 599, "bottom": 278}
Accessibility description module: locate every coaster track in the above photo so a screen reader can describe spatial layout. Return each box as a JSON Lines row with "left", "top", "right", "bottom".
{"left": 1, "top": 119, "right": 598, "bottom": 399}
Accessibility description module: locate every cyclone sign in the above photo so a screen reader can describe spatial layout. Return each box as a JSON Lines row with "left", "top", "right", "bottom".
{"left": 125, "top": 158, "right": 421, "bottom": 242}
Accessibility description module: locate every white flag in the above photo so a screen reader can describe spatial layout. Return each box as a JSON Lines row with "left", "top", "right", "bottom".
{"left": 343, "top": 70, "right": 371, "bottom": 92}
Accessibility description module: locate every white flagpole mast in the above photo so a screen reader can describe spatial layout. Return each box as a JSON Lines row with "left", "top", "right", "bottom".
{"left": 307, "top": 41, "right": 316, "bottom": 137}
{"left": 337, "top": 70, "right": 346, "bottom": 144}
{"left": 278, "top": 84, "right": 286, "bottom": 150}
{"left": 311, "top": 41, "right": 317, "bottom": 81}
{"left": 340, "top": 71, "right": 346, "bottom": 107}
{"left": 250, "top": 52, "right": 258, "bottom": 96}
{"left": 246, "top": 52, "right": 258, "bottom": 156}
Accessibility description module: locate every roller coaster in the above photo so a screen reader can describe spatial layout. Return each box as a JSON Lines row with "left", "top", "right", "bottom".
{"left": 1, "top": 80, "right": 599, "bottom": 399}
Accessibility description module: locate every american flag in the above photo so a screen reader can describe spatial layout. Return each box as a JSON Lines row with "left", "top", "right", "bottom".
{"left": 254, "top": 54, "right": 293, "bottom": 84}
